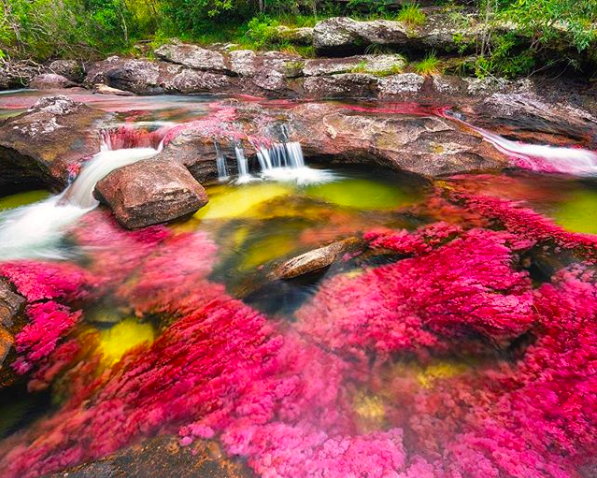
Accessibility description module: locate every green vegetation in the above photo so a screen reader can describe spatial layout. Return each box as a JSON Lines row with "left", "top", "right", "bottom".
{"left": 414, "top": 52, "right": 440, "bottom": 75}
{"left": 1, "top": 0, "right": 597, "bottom": 81}
{"left": 397, "top": 3, "right": 426, "bottom": 26}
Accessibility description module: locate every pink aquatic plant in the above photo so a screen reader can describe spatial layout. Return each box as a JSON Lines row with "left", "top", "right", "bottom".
{"left": 296, "top": 226, "right": 535, "bottom": 359}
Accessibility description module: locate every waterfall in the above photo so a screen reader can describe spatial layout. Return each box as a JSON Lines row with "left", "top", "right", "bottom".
{"left": 440, "top": 110, "right": 597, "bottom": 176}
{"left": 0, "top": 135, "right": 161, "bottom": 260}
{"left": 214, "top": 140, "right": 229, "bottom": 180}
{"left": 235, "top": 143, "right": 256, "bottom": 184}
{"left": 254, "top": 127, "right": 334, "bottom": 185}
{"left": 479, "top": 129, "right": 597, "bottom": 175}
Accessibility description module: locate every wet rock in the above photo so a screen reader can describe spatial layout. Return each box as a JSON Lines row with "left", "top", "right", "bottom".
{"left": 95, "top": 159, "right": 209, "bottom": 229}
{"left": 30, "top": 73, "right": 76, "bottom": 90}
{"left": 313, "top": 17, "right": 409, "bottom": 55}
{"left": 0, "top": 96, "right": 105, "bottom": 190}
{"left": 379, "top": 73, "right": 426, "bottom": 96}
{"left": 272, "top": 237, "right": 364, "bottom": 280}
{"left": 49, "top": 435, "right": 253, "bottom": 478}
{"left": 0, "top": 280, "right": 26, "bottom": 389}
{"left": 287, "top": 102, "right": 508, "bottom": 176}
{"left": 303, "top": 54, "right": 406, "bottom": 76}
{"left": 48, "top": 60, "right": 84, "bottom": 82}
{"left": 270, "top": 25, "right": 314, "bottom": 45}
{"left": 93, "top": 83, "right": 135, "bottom": 96}
{"left": 155, "top": 43, "right": 229, "bottom": 73}
{"left": 304, "top": 73, "right": 379, "bottom": 98}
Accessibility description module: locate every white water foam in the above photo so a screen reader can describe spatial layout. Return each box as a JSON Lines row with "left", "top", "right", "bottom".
{"left": 0, "top": 146, "right": 159, "bottom": 260}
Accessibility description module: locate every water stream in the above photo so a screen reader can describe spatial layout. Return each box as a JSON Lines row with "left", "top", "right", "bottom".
{"left": 1, "top": 91, "right": 597, "bottom": 478}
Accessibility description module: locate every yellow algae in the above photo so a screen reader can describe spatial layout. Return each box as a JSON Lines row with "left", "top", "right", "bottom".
{"left": 98, "top": 318, "right": 154, "bottom": 365}
{"left": 417, "top": 361, "right": 469, "bottom": 389}
{"left": 238, "top": 230, "right": 301, "bottom": 270}
{"left": 194, "top": 183, "right": 293, "bottom": 220}
{"left": 354, "top": 392, "right": 386, "bottom": 432}
{"left": 552, "top": 189, "right": 597, "bottom": 235}
{"left": 0, "top": 190, "right": 50, "bottom": 211}
{"left": 305, "top": 178, "right": 414, "bottom": 210}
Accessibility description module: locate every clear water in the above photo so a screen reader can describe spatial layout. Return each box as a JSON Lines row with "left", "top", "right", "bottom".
{"left": 1, "top": 91, "right": 597, "bottom": 478}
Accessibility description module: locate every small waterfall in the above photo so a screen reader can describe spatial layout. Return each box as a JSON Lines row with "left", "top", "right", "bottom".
{"left": 254, "top": 126, "right": 334, "bottom": 185}
{"left": 0, "top": 134, "right": 161, "bottom": 260}
{"left": 214, "top": 140, "right": 229, "bottom": 181}
{"left": 440, "top": 110, "right": 597, "bottom": 176}
{"left": 235, "top": 143, "right": 255, "bottom": 184}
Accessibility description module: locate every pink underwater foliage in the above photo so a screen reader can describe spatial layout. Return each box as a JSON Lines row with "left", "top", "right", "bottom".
{"left": 2, "top": 188, "right": 597, "bottom": 478}
{"left": 296, "top": 226, "right": 535, "bottom": 359}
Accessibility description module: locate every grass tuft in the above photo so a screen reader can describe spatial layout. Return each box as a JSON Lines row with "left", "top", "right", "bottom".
{"left": 397, "top": 3, "right": 426, "bottom": 26}
{"left": 414, "top": 53, "right": 441, "bottom": 75}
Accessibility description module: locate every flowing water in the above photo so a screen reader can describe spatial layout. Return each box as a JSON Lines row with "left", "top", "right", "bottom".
{"left": 1, "top": 91, "right": 597, "bottom": 478}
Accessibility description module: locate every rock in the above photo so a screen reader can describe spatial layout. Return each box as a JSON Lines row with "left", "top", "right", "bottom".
{"left": 93, "top": 83, "right": 135, "bottom": 96}
{"left": 48, "top": 60, "right": 84, "bottom": 82}
{"left": 0, "top": 280, "right": 26, "bottom": 389}
{"left": 95, "top": 159, "right": 209, "bottom": 229}
{"left": 85, "top": 58, "right": 232, "bottom": 95}
{"left": 29, "top": 73, "right": 76, "bottom": 90}
{"left": 304, "top": 73, "right": 379, "bottom": 98}
{"left": 0, "top": 96, "right": 105, "bottom": 190}
{"left": 270, "top": 25, "right": 314, "bottom": 45}
{"left": 252, "top": 69, "right": 287, "bottom": 91}
{"left": 48, "top": 435, "right": 253, "bottom": 478}
{"left": 155, "top": 43, "right": 228, "bottom": 73}
{"left": 169, "top": 69, "right": 230, "bottom": 94}
{"left": 286, "top": 102, "right": 508, "bottom": 176}
{"left": 272, "top": 237, "right": 364, "bottom": 280}
{"left": 313, "top": 17, "right": 409, "bottom": 55}
{"left": 379, "top": 73, "right": 426, "bottom": 96}
{"left": 230, "top": 50, "right": 258, "bottom": 76}
{"left": 0, "top": 61, "right": 38, "bottom": 90}
{"left": 303, "top": 54, "right": 405, "bottom": 76}
{"left": 0, "top": 280, "right": 26, "bottom": 329}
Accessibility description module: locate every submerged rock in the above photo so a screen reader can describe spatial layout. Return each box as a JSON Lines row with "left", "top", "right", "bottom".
{"left": 272, "top": 237, "right": 364, "bottom": 280}
{"left": 95, "top": 159, "right": 209, "bottom": 229}
{"left": 0, "top": 96, "right": 105, "bottom": 191}
{"left": 49, "top": 436, "right": 253, "bottom": 478}
{"left": 29, "top": 73, "right": 76, "bottom": 90}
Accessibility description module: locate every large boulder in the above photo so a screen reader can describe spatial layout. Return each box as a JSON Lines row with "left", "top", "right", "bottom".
{"left": 154, "top": 43, "right": 229, "bottom": 73}
{"left": 95, "top": 159, "right": 209, "bottom": 229}
{"left": 0, "top": 61, "right": 39, "bottom": 90}
{"left": 0, "top": 96, "right": 106, "bottom": 191}
{"left": 303, "top": 54, "right": 406, "bottom": 76}
{"left": 30, "top": 73, "right": 76, "bottom": 90}
{"left": 313, "top": 17, "right": 409, "bottom": 55}
{"left": 287, "top": 102, "right": 508, "bottom": 176}
{"left": 85, "top": 57, "right": 231, "bottom": 95}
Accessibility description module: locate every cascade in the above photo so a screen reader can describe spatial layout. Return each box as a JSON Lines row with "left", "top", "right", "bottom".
{"left": 214, "top": 140, "right": 229, "bottom": 180}
{"left": 0, "top": 132, "right": 161, "bottom": 259}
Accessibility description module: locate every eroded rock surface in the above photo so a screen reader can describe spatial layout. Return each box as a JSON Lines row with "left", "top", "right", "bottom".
{"left": 0, "top": 279, "right": 26, "bottom": 389}
{"left": 155, "top": 43, "right": 229, "bottom": 73}
{"left": 30, "top": 74, "right": 76, "bottom": 90}
{"left": 0, "top": 96, "right": 105, "bottom": 191}
{"left": 95, "top": 159, "right": 209, "bottom": 229}
{"left": 49, "top": 436, "right": 253, "bottom": 478}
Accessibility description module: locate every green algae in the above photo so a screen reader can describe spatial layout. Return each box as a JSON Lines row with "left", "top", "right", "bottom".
{"left": 304, "top": 178, "right": 416, "bottom": 210}
{"left": 552, "top": 188, "right": 597, "bottom": 235}
{"left": 0, "top": 191, "right": 50, "bottom": 211}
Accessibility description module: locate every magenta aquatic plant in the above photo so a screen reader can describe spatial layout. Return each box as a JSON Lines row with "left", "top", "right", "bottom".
{"left": 1, "top": 190, "right": 597, "bottom": 478}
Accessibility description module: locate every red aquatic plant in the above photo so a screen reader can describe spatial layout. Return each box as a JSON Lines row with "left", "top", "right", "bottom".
{"left": 296, "top": 226, "right": 535, "bottom": 359}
